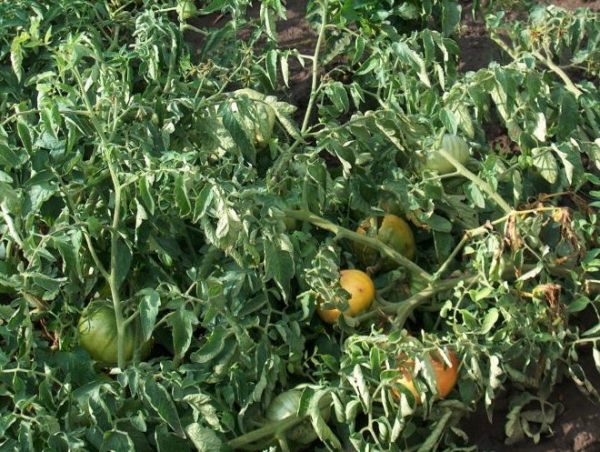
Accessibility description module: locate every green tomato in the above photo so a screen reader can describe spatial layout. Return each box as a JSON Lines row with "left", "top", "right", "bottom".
{"left": 231, "top": 88, "right": 276, "bottom": 148}
{"left": 266, "top": 388, "right": 330, "bottom": 445}
{"left": 423, "top": 134, "right": 470, "bottom": 174}
{"left": 177, "top": 0, "right": 197, "bottom": 20}
{"left": 79, "top": 303, "right": 148, "bottom": 366}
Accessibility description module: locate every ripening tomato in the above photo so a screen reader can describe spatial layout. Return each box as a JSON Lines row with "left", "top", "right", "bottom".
{"left": 354, "top": 214, "right": 416, "bottom": 271}
{"left": 231, "top": 88, "right": 276, "bottom": 148}
{"left": 317, "top": 269, "right": 376, "bottom": 323}
{"left": 423, "top": 134, "right": 470, "bottom": 174}
{"left": 393, "top": 350, "right": 460, "bottom": 403}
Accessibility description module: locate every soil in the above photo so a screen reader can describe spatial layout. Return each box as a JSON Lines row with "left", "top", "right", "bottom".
{"left": 185, "top": 1, "right": 600, "bottom": 450}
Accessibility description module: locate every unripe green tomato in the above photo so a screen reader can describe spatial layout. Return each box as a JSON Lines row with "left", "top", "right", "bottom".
{"left": 423, "top": 134, "right": 470, "bottom": 174}
{"left": 266, "top": 388, "right": 330, "bottom": 445}
{"left": 79, "top": 304, "right": 135, "bottom": 365}
{"left": 177, "top": 0, "right": 197, "bottom": 20}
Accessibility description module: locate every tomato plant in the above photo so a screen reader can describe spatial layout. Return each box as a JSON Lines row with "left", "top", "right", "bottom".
{"left": 0, "top": 0, "right": 599, "bottom": 450}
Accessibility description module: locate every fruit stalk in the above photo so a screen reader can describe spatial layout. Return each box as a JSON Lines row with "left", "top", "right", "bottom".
{"left": 436, "top": 148, "right": 512, "bottom": 214}
{"left": 284, "top": 209, "right": 433, "bottom": 281}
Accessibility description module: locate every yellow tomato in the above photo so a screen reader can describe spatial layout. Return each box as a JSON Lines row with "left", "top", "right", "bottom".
{"left": 393, "top": 350, "right": 460, "bottom": 403}
{"left": 354, "top": 214, "right": 416, "bottom": 271}
{"left": 317, "top": 269, "right": 376, "bottom": 323}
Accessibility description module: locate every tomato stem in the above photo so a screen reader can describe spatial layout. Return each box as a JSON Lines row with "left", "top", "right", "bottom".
{"left": 436, "top": 148, "right": 512, "bottom": 214}
{"left": 301, "top": 0, "right": 329, "bottom": 133}
{"left": 227, "top": 415, "right": 304, "bottom": 449}
{"left": 73, "top": 67, "right": 127, "bottom": 370}
{"left": 227, "top": 396, "right": 332, "bottom": 449}
{"left": 284, "top": 209, "right": 434, "bottom": 282}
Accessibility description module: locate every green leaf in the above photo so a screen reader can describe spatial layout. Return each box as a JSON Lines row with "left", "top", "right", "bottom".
{"left": 175, "top": 175, "right": 192, "bottom": 216}
{"left": 100, "top": 430, "right": 135, "bottom": 452}
{"left": 16, "top": 121, "right": 33, "bottom": 153}
{"left": 185, "top": 424, "right": 223, "bottom": 451}
{"left": 392, "top": 42, "right": 430, "bottom": 87}
{"left": 481, "top": 308, "right": 499, "bottom": 334}
{"left": 263, "top": 239, "right": 294, "bottom": 297}
{"left": 440, "top": 109, "right": 458, "bottom": 135}
{"left": 532, "top": 112, "right": 547, "bottom": 142}
{"left": 220, "top": 103, "right": 256, "bottom": 163}
{"left": 0, "top": 142, "right": 28, "bottom": 168}
{"left": 142, "top": 378, "right": 184, "bottom": 436}
{"left": 531, "top": 147, "right": 558, "bottom": 184}
{"left": 190, "top": 326, "right": 230, "bottom": 364}
{"left": 309, "top": 392, "right": 341, "bottom": 449}
{"left": 556, "top": 91, "right": 578, "bottom": 140}
{"left": 138, "top": 176, "right": 156, "bottom": 216}
{"left": 138, "top": 288, "right": 161, "bottom": 342}
{"left": 441, "top": 1, "right": 461, "bottom": 36}
{"left": 10, "top": 34, "right": 26, "bottom": 82}
{"left": 280, "top": 54, "right": 289, "bottom": 87}
{"left": 266, "top": 49, "right": 278, "bottom": 89}
{"left": 567, "top": 296, "right": 590, "bottom": 313}
{"left": 115, "top": 238, "right": 132, "bottom": 290}
{"left": 171, "top": 307, "right": 195, "bottom": 359}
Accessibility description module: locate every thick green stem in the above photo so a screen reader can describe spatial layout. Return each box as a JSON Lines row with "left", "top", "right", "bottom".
{"left": 228, "top": 396, "right": 332, "bottom": 449}
{"left": 284, "top": 209, "right": 433, "bottom": 281}
{"left": 355, "top": 275, "right": 478, "bottom": 325}
{"left": 301, "top": 0, "right": 328, "bottom": 133}
{"left": 227, "top": 415, "right": 303, "bottom": 449}
{"left": 108, "top": 154, "right": 126, "bottom": 369}
{"left": 73, "top": 68, "right": 127, "bottom": 369}
{"left": 531, "top": 50, "right": 582, "bottom": 99}
{"left": 437, "top": 148, "right": 512, "bottom": 214}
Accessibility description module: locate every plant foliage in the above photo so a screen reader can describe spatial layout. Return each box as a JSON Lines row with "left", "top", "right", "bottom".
{"left": 0, "top": 0, "right": 599, "bottom": 450}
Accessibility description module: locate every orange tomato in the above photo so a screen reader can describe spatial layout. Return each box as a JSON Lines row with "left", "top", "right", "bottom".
{"left": 392, "top": 350, "right": 460, "bottom": 403}
{"left": 317, "top": 269, "right": 376, "bottom": 323}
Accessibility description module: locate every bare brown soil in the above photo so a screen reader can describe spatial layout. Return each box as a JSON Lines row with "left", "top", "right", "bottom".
{"left": 185, "top": 1, "right": 600, "bottom": 449}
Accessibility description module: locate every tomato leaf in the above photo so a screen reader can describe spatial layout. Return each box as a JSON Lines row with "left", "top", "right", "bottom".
{"left": 185, "top": 423, "right": 223, "bottom": 451}
{"left": 142, "top": 379, "right": 184, "bottom": 436}
{"left": 115, "top": 238, "right": 132, "bottom": 290}
{"left": 139, "top": 288, "right": 161, "bottom": 342}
